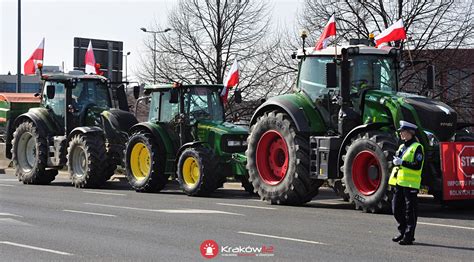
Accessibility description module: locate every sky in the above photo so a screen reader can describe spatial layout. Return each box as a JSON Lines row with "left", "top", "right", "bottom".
{"left": 0, "top": 0, "right": 302, "bottom": 81}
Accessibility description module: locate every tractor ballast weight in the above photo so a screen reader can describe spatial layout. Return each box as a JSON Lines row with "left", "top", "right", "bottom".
{"left": 246, "top": 42, "right": 474, "bottom": 212}
{"left": 5, "top": 71, "right": 138, "bottom": 187}
{"left": 124, "top": 83, "right": 252, "bottom": 196}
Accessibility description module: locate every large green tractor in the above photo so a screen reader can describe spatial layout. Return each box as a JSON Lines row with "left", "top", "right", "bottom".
{"left": 6, "top": 71, "right": 137, "bottom": 187}
{"left": 125, "top": 83, "right": 250, "bottom": 196}
{"left": 246, "top": 39, "right": 474, "bottom": 212}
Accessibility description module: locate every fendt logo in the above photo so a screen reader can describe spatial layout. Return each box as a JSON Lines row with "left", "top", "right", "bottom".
{"left": 458, "top": 146, "right": 474, "bottom": 178}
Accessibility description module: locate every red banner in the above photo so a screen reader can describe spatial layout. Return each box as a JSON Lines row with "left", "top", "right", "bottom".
{"left": 440, "top": 142, "right": 474, "bottom": 200}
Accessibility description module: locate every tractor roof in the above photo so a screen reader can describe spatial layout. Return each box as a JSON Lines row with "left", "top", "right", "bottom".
{"left": 296, "top": 45, "right": 398, "bottom": 58}
{"left": 144, "top": 83, "right": 223, "bottom": 92}
{"left": 41, "top": 71, "right": 108, "bottom": 81}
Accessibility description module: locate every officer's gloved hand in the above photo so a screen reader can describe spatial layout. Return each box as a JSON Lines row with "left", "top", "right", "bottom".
{"left": 392, "top": 157, "right": 402, "bottom": 166}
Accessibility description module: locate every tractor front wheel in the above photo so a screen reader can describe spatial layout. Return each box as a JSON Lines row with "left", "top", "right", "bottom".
{"left": 246, "top": 111, "right": 322, "bottom": 205}
{"left": 177, "top": 147, "right": 218, "bottom": 196}
{"left": 342, "top": 132, "right": 397, "bottom": 213}
{"left": 67, "top": 133, "right": 108, "bottom": 188}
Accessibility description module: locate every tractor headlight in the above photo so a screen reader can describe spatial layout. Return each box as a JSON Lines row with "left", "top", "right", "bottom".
{"left": 424, "top": 130, "right": 439, "bottom": 147}
{"left": 227, "top": 140, "right": 241, "bottom": 147}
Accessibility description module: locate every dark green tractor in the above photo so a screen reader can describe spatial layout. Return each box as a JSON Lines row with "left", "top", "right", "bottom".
{"left": 8, "top": 71, "right": 137, "bottom": 187}
{"left": 125, "top": 83, "right": 250, "bottom": 196}
{"left": 246, "top": 39, "right": 474, "bottom": 212}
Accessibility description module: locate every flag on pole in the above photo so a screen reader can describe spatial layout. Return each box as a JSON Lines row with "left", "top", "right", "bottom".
{"left": 374, "top": 19, "right": 407, "bottom": 47}
{"left": 314, "top": 14, "right": 336, "bottom": 50}
{"left": 221, "top": 59, "right": 239, "bottom": 104}
{"left": 24, "top": 38, "right": 45, "bottom": 75}
{"left": 85, "top": 40, "right": 97, "bottom": 74}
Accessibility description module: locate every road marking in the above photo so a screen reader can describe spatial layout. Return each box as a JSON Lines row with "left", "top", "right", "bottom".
{"left": 84, "top": 203, "right": 243, "bottom": 216}
{"left": 0, "top": 218, "right": 32, "bottom": 226}
{"left": 82, "top": 190, "right": 126, "bottom": 196}
{"left": 312, "top": 200, "right": 345, "bottom": 205}
{"left": 0, "top": 241, "right": 72, "bottom": 256}
{"left": 216, "top": 203, "right": 277, "bottom": 210}
{"left": 63, "top": 209, "right": 116, "bottom": 217}
{"left": 0, "top": 213, "right": 23, "bottom": 218}
{"left": 419, "top": 222, "right": 474, "bottom": 231}
{"left": 0, "top": 184, "right": 15, "bottom": 187}
{"left": 0, "top": 179, "right": 18, "bottom": 181}
{"left": 237, "top": 231, "right": 327, "bottom": 245}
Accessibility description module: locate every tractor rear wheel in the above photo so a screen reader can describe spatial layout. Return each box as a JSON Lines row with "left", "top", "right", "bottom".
{"left": 342, "top": 132, "right": 397, "bottom": 213}
{"left": 125, "top": 132, "right": 168, "bottom": 192}
{"left": 12, "top": 121, "right": 56, "bottom": 184}
{"left": 177, "top": 147, "right": 218, "bottom": 196}
{"left": 246, "top": 111, "right": 322, "bottom": 205}
{"left": 67, "top": 133, "right": 108, "bottom": 188}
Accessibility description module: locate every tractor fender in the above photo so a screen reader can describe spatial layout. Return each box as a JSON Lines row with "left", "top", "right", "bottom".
{"left": 250, "top": 99, "right": 311, "bottom": 133}
{"left": 7, "top": 109, "right": 58, "bottom": 159}
{"left": 336, "top": 122, "right": 393, "bottom": 178}
{"left": 68, "top": 126, "right": 104, "bottom": 141}
{"left": 129, "top": 122, "right": 174, "bottom": 156}
{"left": 176, "top": 141, "right": 207, "bottom": 160}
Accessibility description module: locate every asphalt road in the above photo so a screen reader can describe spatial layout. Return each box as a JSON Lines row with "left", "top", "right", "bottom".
{"left": 1, "top": 169, "right": 473, "bottom": 261}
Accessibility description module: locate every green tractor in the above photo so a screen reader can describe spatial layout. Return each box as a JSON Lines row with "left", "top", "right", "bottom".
{"left": 125, "top": 83, "right": 250, "bottom": 196}
{"left": 6, "top": 71, "right": 137, "bottom": 187}
{"left": 246, "top": 39, "right": 474, "bottom": 212}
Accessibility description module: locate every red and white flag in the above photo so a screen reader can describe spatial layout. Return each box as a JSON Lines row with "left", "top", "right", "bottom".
{"left": 374, "top": 19, "right": 407, "bottom": 47}
{"left": 314, "top": 14, "right": 336, "bottom": 50}
{"left": 221, "top": 59, "right": 239, "bottom": 104}
{"left": 24, "top": 38, "right": 45, "bottom": 75}
{"left": 85, "top": 40, "right": 97, "bottom": 74}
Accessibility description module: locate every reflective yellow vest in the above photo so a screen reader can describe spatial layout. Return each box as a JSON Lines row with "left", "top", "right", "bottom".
{"left": 388, "top": 142, "right": 424, "bottom": 189}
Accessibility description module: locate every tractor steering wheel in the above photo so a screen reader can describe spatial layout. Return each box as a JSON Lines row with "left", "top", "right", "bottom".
{"left": 79, "top": 102, "right": 98, "bottom": 126}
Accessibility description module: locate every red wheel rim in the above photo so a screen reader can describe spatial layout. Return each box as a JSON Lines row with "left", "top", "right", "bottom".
{"left": 256, "top": 130, "right": 289, "bottom": 185}
{"left": 351, "top": 151, "right": 382, "bottom": 196}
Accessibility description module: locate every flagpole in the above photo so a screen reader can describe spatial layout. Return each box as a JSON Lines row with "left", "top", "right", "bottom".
{"left": 16, "top": 0, "right": 21, "bottom": 93}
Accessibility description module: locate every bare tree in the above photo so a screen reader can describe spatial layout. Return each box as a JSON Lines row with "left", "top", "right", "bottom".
{"left": 136, "top": 0, "right": 290, "bottom": 119}
{"left": 298, "top": 0, "right": 474, "bottom": 121}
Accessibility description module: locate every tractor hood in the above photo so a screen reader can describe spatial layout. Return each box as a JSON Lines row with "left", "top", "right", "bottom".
{"left": 197, "top": 120, "right": 248, "bottom": 135}
{"left": 196, "top": 120, "right": 248, "bottom": 154}
{"left": 366, "top": 90, "right": 457, "bottom": 141}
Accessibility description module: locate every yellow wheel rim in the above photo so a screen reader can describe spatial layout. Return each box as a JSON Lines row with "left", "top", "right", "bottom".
{"left": 130, "top": 142, "right": 151, "bottom": 181}
{"left": 182, "top": 157, "right": 200, "bottom": 186}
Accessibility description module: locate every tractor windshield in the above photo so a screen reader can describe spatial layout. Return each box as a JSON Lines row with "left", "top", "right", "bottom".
{"left": 71, "top": 80, "right": 111, "bottom": 111}
{"left": 298, "top": 55, "right": 397, "bottom": 100}
{"left": 184, "top": 87, "right": 224, "bottom": 122}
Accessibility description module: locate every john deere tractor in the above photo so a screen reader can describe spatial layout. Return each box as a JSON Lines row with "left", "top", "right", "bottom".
{"left": 124, "top": 83, "right": 250, "bottom": 196}
{"left": 246, "top": 39, "right": 474, "bottom": 212}
{"left": 7, "top": 71, "right": 137, "bottom": 187}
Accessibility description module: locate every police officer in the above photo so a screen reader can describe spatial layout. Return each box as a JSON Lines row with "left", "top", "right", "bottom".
{"left": 389, "top": 120, "right": 424, "bottom": 245}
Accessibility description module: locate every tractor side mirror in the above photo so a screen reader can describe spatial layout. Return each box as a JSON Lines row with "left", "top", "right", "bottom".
{"left": 326, "top": 62, "right": 338, "bottom": 88}
{"left": 169, "top": 88, "right": 179, "bottom": 104}
{"left": 46, "top": 85, "right": 55, "bottom": 99}
{"left": 426, "top": 65, "right": 435, "bottom": 90}
{"left": 133, "top": 85, "right": 140, "bottom": 99}
{"left": 234, "top": 89, "right": 242, "bottom": 104}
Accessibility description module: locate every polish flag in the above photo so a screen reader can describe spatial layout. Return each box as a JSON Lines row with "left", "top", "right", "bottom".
{"left": 24, "top": 38, "right": 45, "bottom": 75}
{"left": 375, "top": 19, "right": 407, "bottom": 47}
{"left": 85, "top": 40, "right": 97, "bottom": 74}
{"left": 221, "top": 59, "right": 239, "bottom": 104}
{"left": 314, "top": 14, "right": 336, "bottom": 50}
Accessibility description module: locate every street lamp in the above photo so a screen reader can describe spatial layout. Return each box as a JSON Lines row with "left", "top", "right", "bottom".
{"left": 123, "top": 51, "right": 131, "bottom": 84}
{"left": 140, "top": 27, "right": 172, "bottom": 84}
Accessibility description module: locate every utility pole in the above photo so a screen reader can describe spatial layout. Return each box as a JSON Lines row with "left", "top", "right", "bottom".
{"left": 16, "top": 0, "right": 21, "bottom": 93}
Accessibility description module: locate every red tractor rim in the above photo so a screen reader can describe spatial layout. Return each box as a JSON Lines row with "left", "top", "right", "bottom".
{"left": 256, "top": 130, "right": 289, "bottom": 185}
{"left": 352, "top": 151, "right": 382, "bottom": 196}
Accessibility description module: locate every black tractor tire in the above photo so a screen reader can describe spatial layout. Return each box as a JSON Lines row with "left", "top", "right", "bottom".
{"left": 124, "top": 132, "right": 168, "bottom": 192}
{"left": 246, "top": 110, "right": 323, "bottom": 205}
{"left": 103, "top": 161, "right": 117, "bottom": 181}
{"left": 330, "top": 180, "right": 350, "bottom": 201}
{"left": 342, "top": 131, "right": 398, "bottom": 213}
{"left": 12, "top": 121, "right": 56, "bottom": 184}
{"left": 177, "top": 147, "right": 218, "bottom": 196}
{"left": 67, "top": 133, "right": 108, "bottom": 188}
{"left": 238, "top": 174, "right": 256, "bottom": 194}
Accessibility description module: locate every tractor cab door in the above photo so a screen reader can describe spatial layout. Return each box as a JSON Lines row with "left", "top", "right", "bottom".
{"left": 42, "top": 80, "right": 66, "bottom": 131}
{"left": 153, "top": 91, "right": 181, "bottom": 149}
